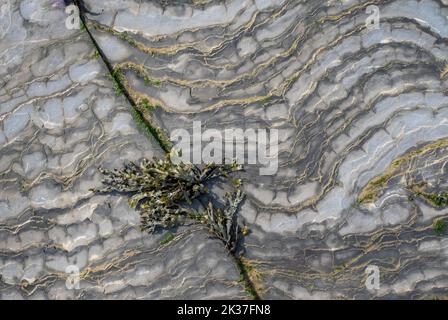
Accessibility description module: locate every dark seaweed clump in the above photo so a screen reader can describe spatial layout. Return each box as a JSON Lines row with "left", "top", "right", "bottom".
{"left": 92, "top": 156, "right": 247, "bottom": 252}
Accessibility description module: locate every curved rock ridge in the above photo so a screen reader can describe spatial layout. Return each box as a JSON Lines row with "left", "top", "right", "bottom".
{"left": 1, "top": 0, "right": 448, "bottom": 299}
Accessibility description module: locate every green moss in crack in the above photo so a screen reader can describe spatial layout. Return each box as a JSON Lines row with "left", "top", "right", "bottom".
{"left": 236, "top": 258, "right": 260, "bottom": 300}
{"left": 160, "top": 232, "right": 175, "bottom": 245}
{"left": 116, "top": 63, "right": 161, "bottom": 87}
{"left": 108, "top": 69, "right": 125, "bottom": 96}
{"left": 143, "top": 76, "right": 161, "bottom": 87}
{"left": 130, "top": 106, "right": 171, "bottom": 152}
{"left": 433, "top": 219, "right": 446, "bottom": 236}
{"left": 130, "top": 106, "right": 150, "bottom": 133}
{"left": 140, "top": 99, "right": 159, "bottom": 112}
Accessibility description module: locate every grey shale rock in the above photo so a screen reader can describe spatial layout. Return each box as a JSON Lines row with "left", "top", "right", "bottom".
{"left": 1, "top": 0, "right": 448, "bottom": 299}
{"left": 0, "top": 0, "right": 245, "bottom": 299}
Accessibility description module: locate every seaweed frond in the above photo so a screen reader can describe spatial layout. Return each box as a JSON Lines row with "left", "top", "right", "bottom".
{"left": 92, "top": 156, "right": 242, "bottom": 233}
{"left": 203, "top": 190, "right": 246, "bottom": 253}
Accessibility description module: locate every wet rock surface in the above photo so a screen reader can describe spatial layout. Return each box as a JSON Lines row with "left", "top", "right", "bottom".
{"left": 0, "top": 0, "right": 244, "bottom": 299}
{"left": 1, "top": 0, "right": 448, "bottom": 299}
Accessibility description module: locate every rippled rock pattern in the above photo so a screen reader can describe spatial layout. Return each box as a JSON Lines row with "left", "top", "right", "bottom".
{"left": 1, "top": 0, "right": 448, "bottom": 299}
{"left": 0, "top": 0, "right": 245, "bottom": 299}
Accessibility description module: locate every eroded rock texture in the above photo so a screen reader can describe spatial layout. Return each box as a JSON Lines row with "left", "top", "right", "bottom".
{"left": 1, "top": 0, "right": 448, "bottom": 299}
{"left": 0, "top": 0, "right": 245, "bottom": 299}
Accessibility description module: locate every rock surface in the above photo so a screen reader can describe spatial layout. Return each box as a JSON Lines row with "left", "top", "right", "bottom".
{"left": 0, "top": 0, "right": 244, "bottom": 299}
{"left": 1, "top": 0, "right": 448, "bottom": 299}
